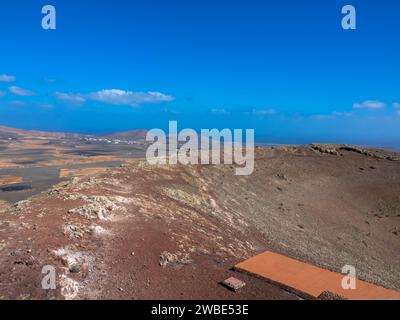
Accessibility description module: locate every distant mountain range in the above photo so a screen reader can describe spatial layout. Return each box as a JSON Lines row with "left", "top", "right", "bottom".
{"left": 99, "top": 130, "right": 148, "bottom": 141}
{"left": 0, "top": 125, "right": 148, "bottom": 141}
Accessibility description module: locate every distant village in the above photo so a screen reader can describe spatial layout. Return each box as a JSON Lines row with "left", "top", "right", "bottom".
{"left": 79, "top": 136, "right": 147, "bottom": 146}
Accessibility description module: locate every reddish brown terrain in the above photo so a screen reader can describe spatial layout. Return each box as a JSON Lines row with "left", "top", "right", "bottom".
{"left": 0, "top": 131, "right": 399, "bottom": 299}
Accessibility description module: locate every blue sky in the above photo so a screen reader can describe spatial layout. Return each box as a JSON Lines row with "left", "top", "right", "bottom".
{"left": 0, "top": 0, "right": 399, "bottom": 147}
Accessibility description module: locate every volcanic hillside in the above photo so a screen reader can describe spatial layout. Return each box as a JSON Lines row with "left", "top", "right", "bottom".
{"left": 0, "top": 145, "right": 399, "bottom": 299}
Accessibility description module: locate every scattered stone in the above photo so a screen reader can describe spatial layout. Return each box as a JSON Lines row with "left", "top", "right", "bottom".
{"left": 159, "top": 251, "right": 193, "bottom": 268}
{"left": 276, "top": 173, "right": 288, "bottom": 180}
{"left": 310, "top": 145, "right": 339, "bottom": 156}
{"left": 59, "top": 275, "right": 80, "bottom": 300}
{"left": 310, "top": 144, "right": 400, "bottom": 161}
{"left": 222, "top": 277, "right": 246, "bottom": 292}
{"left": 69, "top": 264, "right": 81, "bottom": 274}
{"left": 318, "top": 291, "right": 347, "bottom": 300}
{"left": 53, "top": 247, "right": 92, "bottom": 270}
{"left": 91, "top": 225, "right": 112, "bottom": 237}
{"left": 63, "top": 224, "right": 91, "bottom": 239}
{"left": 68, "top": 195, "right": 132, "bottom": 220}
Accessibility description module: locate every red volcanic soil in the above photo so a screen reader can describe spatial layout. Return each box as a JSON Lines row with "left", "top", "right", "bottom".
{"left": 0, "top": 159, "right": 296, "bottom": 300}
{"left": 0, "top": 145, "right": 399, "bottom": 300}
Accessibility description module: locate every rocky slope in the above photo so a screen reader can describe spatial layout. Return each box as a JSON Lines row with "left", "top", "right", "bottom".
{"left": 0, "top": 145, "right": 399, "bottom": 299}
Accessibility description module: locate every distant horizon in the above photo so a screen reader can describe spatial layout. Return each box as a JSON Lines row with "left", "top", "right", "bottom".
{"left": 1, "top": 0, "right": 399, "bottom": 149}
{"left": 2, "top": 122, "right": 399, "bottom": 151}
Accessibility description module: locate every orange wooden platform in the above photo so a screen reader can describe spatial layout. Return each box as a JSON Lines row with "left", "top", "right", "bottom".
{"left": 235, "top": 251, "right": 400, "bottom": 300}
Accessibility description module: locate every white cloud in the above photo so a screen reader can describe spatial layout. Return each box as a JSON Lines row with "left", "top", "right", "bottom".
{"left": 87, "top": 89, "right": 174, "bottom": 106}
{"left": 9, "top": 86, "right": 36, "bottom": 96}
{"left": 54, "top": 92, "right": 86, "bottom": 106}
{"left": 353, "top": 100, "right": 386, "bottom": 110}
{"left": 393, "top": 102, "right": 400, "bottom": 109}
{"left": 310, "top": 111, "right": 354, "bottom": 120}
{"left": 55, "top": 89, "right": 174, "bottom": 107}
{"left": 0, "top": 74, "right": 16, "bottom": 82}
